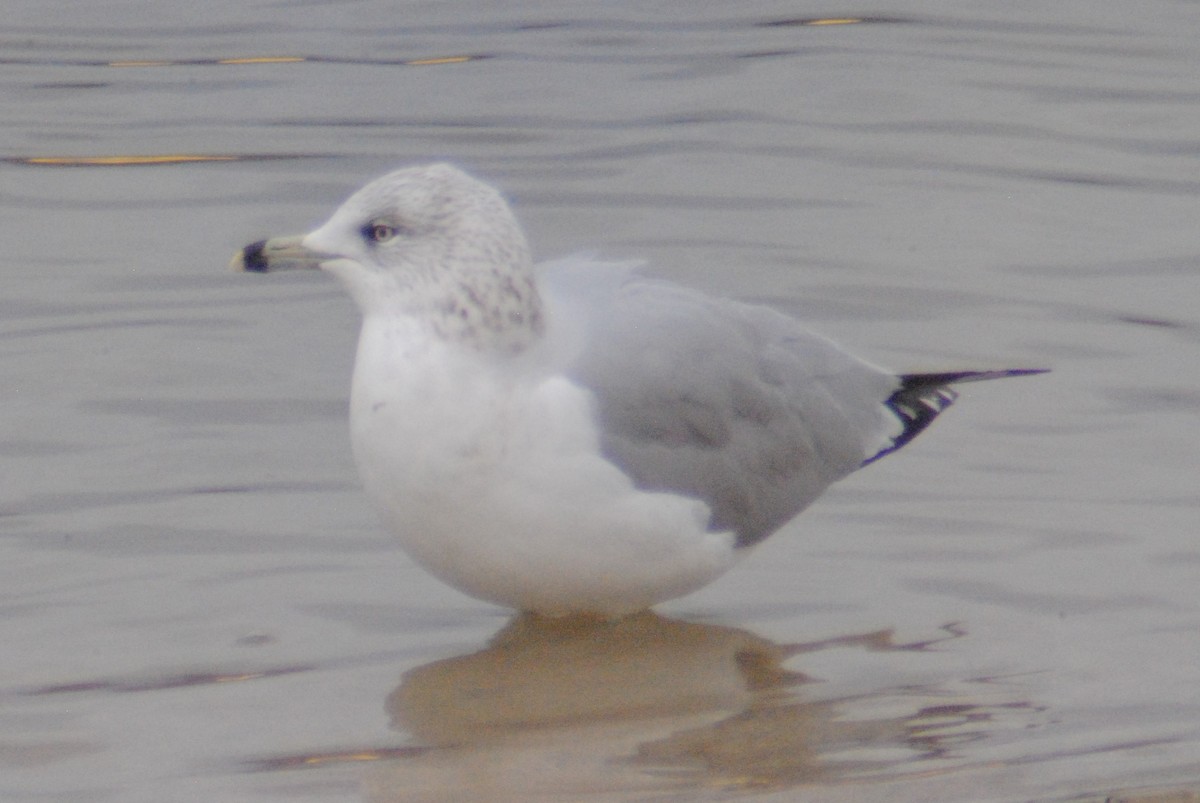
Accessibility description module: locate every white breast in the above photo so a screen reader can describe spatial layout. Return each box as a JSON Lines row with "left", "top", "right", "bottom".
{"left": 346, "top": 316, "right": 738, "bottom": 616}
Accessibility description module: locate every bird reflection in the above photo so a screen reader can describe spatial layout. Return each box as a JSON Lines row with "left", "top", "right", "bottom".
{"left": 363, "top": 613, "right": 1031, "bottom": 801}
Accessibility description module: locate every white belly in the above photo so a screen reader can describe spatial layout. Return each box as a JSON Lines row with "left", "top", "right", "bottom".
{"left": 347, "top": 327, "right": 737, "bottom": 616}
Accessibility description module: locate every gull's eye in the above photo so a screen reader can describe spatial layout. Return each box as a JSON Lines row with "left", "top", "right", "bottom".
{"left": 363, "top": 219, "right": 398, "bottom": 244}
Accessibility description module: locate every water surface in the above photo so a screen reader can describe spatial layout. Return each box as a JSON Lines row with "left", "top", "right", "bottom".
{"left": 3, "top": 3, "right": 1200, "bottom": 801}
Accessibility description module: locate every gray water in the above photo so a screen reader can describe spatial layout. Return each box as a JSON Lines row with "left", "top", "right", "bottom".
{"left": 3, "top": 2, "right": 1200, "bottom": 801}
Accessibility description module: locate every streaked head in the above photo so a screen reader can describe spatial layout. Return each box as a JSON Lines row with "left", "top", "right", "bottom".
{"left": 232, "top": 163, "right": 544, "bottom": 352}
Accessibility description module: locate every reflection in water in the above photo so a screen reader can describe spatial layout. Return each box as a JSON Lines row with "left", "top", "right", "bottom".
{"left": 364, "top": 614, "right": 1035, "bottom": 801}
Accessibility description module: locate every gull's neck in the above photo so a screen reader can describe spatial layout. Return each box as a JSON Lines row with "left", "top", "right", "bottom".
{"left": 335, "top": 254, "right": 546, "bottom": 356}
{"left": 420, "top": 264, "right": 545, "bottom": 354}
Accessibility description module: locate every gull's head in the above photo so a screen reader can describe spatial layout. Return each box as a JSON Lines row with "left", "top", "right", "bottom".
{"left": 232, "top": 163, "right": 544, "bottom": 352}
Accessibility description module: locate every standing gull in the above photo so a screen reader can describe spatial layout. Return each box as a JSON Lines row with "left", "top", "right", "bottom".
{"left": 231, "top": 163, "right": 1044, "bottom": 617}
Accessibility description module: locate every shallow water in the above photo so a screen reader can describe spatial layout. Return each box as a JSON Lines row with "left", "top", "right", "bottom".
{"left": 3, "top": 2, "right": 1200, "bottom": 801}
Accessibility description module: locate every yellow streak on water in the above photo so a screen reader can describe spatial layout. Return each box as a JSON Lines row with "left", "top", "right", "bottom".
{"left": 19, "top": 155, "right": 240, "bottom": 166}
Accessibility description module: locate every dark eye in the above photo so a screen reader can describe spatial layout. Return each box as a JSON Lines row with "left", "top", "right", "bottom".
{"left": 363, "top": 220, "right": 398, "bottom": 244}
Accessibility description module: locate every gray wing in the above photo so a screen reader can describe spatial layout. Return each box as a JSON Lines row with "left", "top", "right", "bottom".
{"left": 563, "top": 277, "right": 900, "bottom": 548}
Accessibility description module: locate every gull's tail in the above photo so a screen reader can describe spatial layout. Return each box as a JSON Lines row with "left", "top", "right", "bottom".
{"left": 863, "top": 368, "right": 1048, "bottom": 466}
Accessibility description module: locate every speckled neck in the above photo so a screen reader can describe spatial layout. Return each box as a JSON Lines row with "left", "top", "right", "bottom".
{"left": 422, "top": 258, "right": 546, "bottom": 354}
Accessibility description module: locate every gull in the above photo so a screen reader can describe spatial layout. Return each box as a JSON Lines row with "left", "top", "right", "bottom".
{"left": 231, "top": 163, "right": 1044, "bottom": 617}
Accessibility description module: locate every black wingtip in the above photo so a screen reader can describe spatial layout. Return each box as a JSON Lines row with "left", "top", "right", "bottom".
{"left": 862, "top": 368, "right": 1047, "bottom": 467}
{"left": 239, "top": 239, "right": 270, "bottom": 273}
{"left": 896, "top": 368, "right": 1050, "bottom": 387}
